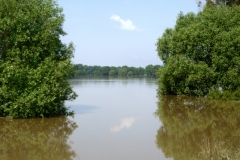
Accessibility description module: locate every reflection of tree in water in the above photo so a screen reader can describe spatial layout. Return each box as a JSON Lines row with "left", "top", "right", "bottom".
{"left": 0, "top": 116, "right": 78, "bottom": 160}
{"left": 155, "top": 95, "right": 240, "bottom": 160}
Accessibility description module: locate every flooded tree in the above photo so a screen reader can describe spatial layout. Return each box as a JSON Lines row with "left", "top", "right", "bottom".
{"left": 0, "top": 0, "right": 77, "bottom": 118}
{"left": 156, "top": 4, "right": 240, "bottom": 99}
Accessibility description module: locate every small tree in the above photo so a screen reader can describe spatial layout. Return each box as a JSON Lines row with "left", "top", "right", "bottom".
{"left": 0, "top": 0, "right": 77, "bottom": 118}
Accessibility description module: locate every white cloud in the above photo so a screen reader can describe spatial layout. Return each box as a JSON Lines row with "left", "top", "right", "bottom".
{"left": 110, "top": 117, "right": 136, "bottom": 133}
{"left": 110, "top": 15, "right": 139, "bottom": 31}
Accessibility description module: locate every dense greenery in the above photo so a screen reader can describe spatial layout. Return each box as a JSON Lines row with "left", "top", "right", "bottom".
{"left": 73, "top": 64, "right": 161, "bottom": 77}
{"left": 155, "top": 95, "right": 240, "bottom": 159}
{"left": 0, "top": 0, "right": 77, "bottom": 118}
{"left": 197, "top": 0, "right": 240, "bottom": 8}
{"left": 156, "top": 4, "right": 240, "bottom": 99}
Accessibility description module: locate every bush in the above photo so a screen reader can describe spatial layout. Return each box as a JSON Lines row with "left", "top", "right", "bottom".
{"left": 156, "top": 5, "right": 240, "bottom": 99}
{"left": 0, "top": 0, "right": 77, "bottom": 118}
{"left": 157, "top": 55, "right": 215, "bottom": 96}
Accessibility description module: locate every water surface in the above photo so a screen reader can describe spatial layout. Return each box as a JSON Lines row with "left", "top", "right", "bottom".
{"left": 1, "top": 76, "right": 239, "bottom": 160}
{"left": 156, "top": 95, "right": 240, "bottom": 160}
{"left": 0, "top": 76, "right": 167, "bottom": 160}
{"left": 67, "top": 76, "right": 167, "bottom": 160}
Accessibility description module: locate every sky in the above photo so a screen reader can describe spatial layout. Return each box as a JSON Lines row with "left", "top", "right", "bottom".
{"left": 58, "top": 0, "right": 200, "bottom": 67}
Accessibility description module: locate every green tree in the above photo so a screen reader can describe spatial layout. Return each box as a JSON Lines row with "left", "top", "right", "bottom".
{"left": 0, "top": 0, "right": 77, "bottom": 118}
{"left": 137, "top": 67, "right": 145, "bottom": 75}
{"left": 214, "top": 0, "right": 240, "bottom": 6}
{"left": 157, "top": 55, "right": 215, "bottom": 96}
{"left": 98, "top": 66, "right": 110, "bottom": 75}
{"left": 118, "top": 68, "right": 127, "bottom": 77}
{"left": 156, "top": 5, "right": 240, "bottom": 99}
{"left": 93, "top": 70, "right": 101, "bottom": 75}
{"left": 128, "top": 67, "right": 136, "bottom": 75}
{"left": 145, "top": 65, "right": 161, "bottom": 77}
{"left": 127, "top": 71, "right": 133, "bottom": 77}
{"left": 73, "top": 64, "right": 87, "bottom": 75}
{"left": 145, "top": 65, "right": 154, "bottom": 76}
{"left": 109, "top": 69, "right": 117, "bottom": 76}
{"left": 197, "top": 0, "right": 240, "bottom": 8}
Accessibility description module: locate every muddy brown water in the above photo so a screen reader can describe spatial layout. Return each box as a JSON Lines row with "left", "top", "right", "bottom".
{"left": 1, "top": 76, "right": 240, "bottom": 160}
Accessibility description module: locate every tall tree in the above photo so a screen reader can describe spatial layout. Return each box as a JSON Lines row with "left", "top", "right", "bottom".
{"left": 156, "top": 5, "right": 240, "bottom": 99}
{"left": 0, "top": 0, "right": 77, "bottom": 118}
{"left": 196, "top": 0, "right": 240, "bottom": 7}
{"left": 215, "top": 0, "right": 240, "bottom": 5}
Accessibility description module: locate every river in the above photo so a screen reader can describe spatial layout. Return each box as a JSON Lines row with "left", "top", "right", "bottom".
{"left": 67, "top": 76, "right": 167, "bottom": 160}
{"left": 1, "top": 76, "right": 240, "bottom": 160}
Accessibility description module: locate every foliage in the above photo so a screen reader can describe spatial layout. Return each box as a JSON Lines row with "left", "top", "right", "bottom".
{"left": 197, "top": 0, "right": 240, "bottom": 8}
{"left": 0, "top": 116, "right": 78, "bottom": 160}
{"left": 208, "top": 87, "right": 240, "bottom": 100}
{"left": 155, "top": 95, "right": 240, "bottom": 160}
{"left": 156, "top": 5, "right": 240, "bottom": 99}
{"left": 0, "top": 0, "right": 77, "bottom": 118}
{"left": 118, "top": 67, "right": 128, "bottom": 77}
{"left": 214, "top": 0, "right": 240, "bottom": 6}
{"left": 145, "top": 64, "right": 161, "bottom": 76}
{"left": 127, "top": 71, "right": 133, "bottom": 77}
{"left": 156, "top": 55, "right": 215, "bottom": 96}
{"left": 72, "top": 64, "right": 160, "bottom": 77}
{"left": 108, "top": 69, "right": 117, "bottom": 76}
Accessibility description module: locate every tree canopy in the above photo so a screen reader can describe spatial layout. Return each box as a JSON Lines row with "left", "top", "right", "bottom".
{"left": 72, "top": 64, "right": 161, "bottom": 77}
{"left": 197, "top": 0, "right": 240, "bottom": 8}
{"left": 0, "top": 0, "right": 77, "bottom": 118}
{"left": 156, "top": 4, "right": 240, "bottom": 99}
{"left": 209, "top": 0, "right": 240, "bottom": 6}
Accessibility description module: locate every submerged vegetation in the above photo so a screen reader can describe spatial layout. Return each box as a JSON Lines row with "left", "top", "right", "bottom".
{"left": 0, "top": 0, "right": 77, "bottom": 118}
{"left": 156, "top": 3, "right": 240, "bottom": 100}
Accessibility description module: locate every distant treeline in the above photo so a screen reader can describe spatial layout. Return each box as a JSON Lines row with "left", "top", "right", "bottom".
{"left": 73, "top": 64, "right": 161, "bottom": 76}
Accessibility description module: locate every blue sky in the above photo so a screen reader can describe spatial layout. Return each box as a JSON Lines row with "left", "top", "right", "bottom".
{"left": 58, "top": 0, "right": 199, "bottom": 67}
